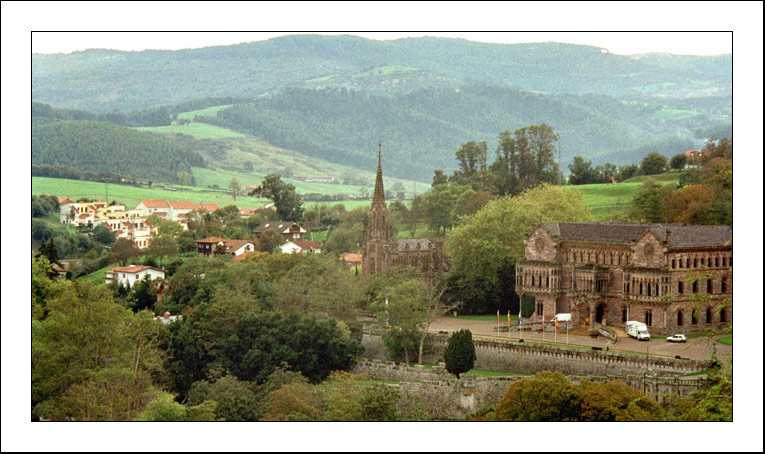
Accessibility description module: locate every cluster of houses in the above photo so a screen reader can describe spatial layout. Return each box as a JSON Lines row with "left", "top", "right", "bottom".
{"left": 59, "top": 199, "right": 219, "bottom": 249}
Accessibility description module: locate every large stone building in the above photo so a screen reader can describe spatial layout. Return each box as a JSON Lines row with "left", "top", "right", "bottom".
{"left": 515, "top": 222, "right": 732, "bottom": 335}
{"left": 362, "top": 148, "right": 449, "bottom": 282}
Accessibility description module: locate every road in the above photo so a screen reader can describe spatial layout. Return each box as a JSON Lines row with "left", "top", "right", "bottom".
{"left": 428, "top": 316, "right": 732, "bottom": 362}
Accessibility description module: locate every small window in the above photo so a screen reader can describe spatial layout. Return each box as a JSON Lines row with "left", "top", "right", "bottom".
{"left": 672, "top": 259, "right": 676, "bottom": 269}
{"left": 677, "top": 311, "right": 683, "bottom": 326}
{"left": 622, "top": 308, "right": 627, "bottom": 323}
{"left": 639, "top": 282, "right": 643, "bottom": 295}
{"left": 706, "top": 308, "right": 712, "bottom": 324}
{"left": 626, "top": 282, "right": 630, "bottom": 294}
{"left": 721, "top": 277, "right": 727, "bottom": 293}
{"left": 729, "top": 257, "right": 732, "bottom": 266}
{"left": 647, "top": 284, "right": 651, "bottom": 296}
{"left": 645, "top": 311, "right": 653, "bottom": 327}
{"left": 707, "top": 279, "right": 712, "bottom": 293}
{"left": 701, "top": 257, "right": 706, "bottom": 266}
{"left": 692, "top": 281, "right": 698, "bottom": 293}
{"left": 691, "top": 312, "right": 697, "bottom": 325}
{"left": 678, "top": 281, "right": 683, "bottom": 294}
{"left": 719, "top": 308, "right": 727, "bottom": 323}
{"left": 537, "top": 303, "right": 544, "bottom": 316}
{"left": 693, "top": 258, "right": 698, "bottom": 268}
{"left": 722, "top": 257, "right": 726, "bottom": 267}
{"left": 715, "top": 257, "right": 719, "bottom": 267}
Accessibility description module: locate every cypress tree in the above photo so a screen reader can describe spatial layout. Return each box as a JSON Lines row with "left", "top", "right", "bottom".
{"left": 443, "top": 329, "right": 476, "bottom": 379}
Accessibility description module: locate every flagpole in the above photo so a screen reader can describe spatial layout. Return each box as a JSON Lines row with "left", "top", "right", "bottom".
{"left": 518, "top": 306, "right": 522, "bottom": 341}
{"left": 507, "top": 310, "right": 510, "bottom": 339}
{"left": 566, "top": 320, "right": 569, "bottom": 345}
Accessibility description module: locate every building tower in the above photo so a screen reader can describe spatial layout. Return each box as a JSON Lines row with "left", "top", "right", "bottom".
{"left": 363, "top": 143, "right": 389, "bottom": 277}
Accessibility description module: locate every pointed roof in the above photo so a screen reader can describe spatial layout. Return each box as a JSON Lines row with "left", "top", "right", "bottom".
{"left": 373, "top": 143, "right": 385, "bottom": 204}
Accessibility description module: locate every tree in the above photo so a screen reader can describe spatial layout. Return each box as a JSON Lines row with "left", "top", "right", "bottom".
{"left": 420, "top": 183, "right": 474, "bottom": 234}
{"left": 432, "top": 169, "right": 448, "bottom": 187}
{"left": 628, "top": 178, "right": 674, "bottom": 223}
{"left": 223, "top": 311, "right": 364, "bottom": 384}
{"left": 641, "top": 152, "right": 668, "bottom": 175}
{"left": 92, "top": 224, "right": 116, "bottom": 245}
{"left": 188, "top": 375, "right": 260, "bottom": 421}
{"left": 446, "top": 184, "right": 590, "bottom": 314}
{"left": 443, "top": 329, "right": 476, "bottom": 379}
{"left": 661, "top": 184, "right": 716, "bottom": 225}
{"left": 110, "top": 238, "right": 141, "bottom": 265}
{"left": 262, "top": 383, "right": 323, "bottom": 421}
{"left": 229, "top": 177, "right": 242, "bottom": 200}
{"left": 260, "top": 173, "right": 304, "bottom": 221}
{"left": 669, "top": 153, "right": 687, "bottom": 170}
{"left": 38, "top": 238, "right": 60, "bottom": 266}
{"left": 176, "top": 170, "right": 192, "bottom": 186}
{"left": 257, "top": 228, "right": 283, "bottom": 253}
{"left": 146, "top": 233, "right": 178, "bottom": 267}
{"left": 135, "top": 393, "right": 187, "bottom": 421}
{"left": 455, "top": 141, "right": 489, "bottom": 178}
{"left": 492, "top": 371, "right": 581, "bottom": 421}
{"left": 568, "top": 155, "right": 596, "bottom": 185}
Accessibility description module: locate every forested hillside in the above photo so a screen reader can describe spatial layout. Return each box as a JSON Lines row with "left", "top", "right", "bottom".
{"left": 33, "top": 35, "right": 731, "bottom": 113}
{"left": 32, "top": 119, "right": 205, "bottom": 184}
{"left": 204, "top": 86, "right": 711, "bottom": 180}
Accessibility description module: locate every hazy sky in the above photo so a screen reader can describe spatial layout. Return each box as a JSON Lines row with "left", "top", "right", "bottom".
{"left": 32, "top": 31, "right": 732, "bottom": 56}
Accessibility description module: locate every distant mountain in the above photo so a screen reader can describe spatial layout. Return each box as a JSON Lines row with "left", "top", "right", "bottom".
{"left": 32, "top": 35, "right": 731, "bottom": 113}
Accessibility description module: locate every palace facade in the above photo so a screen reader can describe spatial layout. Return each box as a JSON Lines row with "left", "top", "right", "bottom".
{"left": 516, "top": 222, "right": 732, "bottom": 335}
{"left": 362, "top": 149, "right": 449, "bottom": 282}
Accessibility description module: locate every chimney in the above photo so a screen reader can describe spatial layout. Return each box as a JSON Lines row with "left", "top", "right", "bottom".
{"left": 665, "top": 229, "right": 672, "bottom": 245}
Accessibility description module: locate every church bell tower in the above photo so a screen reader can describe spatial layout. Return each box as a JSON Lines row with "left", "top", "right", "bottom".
{"left": 363, "top": 143, "right": 389, "bottom": 277}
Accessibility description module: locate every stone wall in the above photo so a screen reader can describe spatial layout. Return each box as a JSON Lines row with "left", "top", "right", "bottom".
{"left": 361, "top": 328, "right": 713, "bottom": 377}
{"left": 353, "top": 359, "right": 709, "bottom": 419}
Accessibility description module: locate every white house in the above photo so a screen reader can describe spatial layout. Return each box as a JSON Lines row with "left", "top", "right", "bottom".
{"left": 104, "top": 265, "right": 165, "bottom": 287}
{"left": 279, "top": 239, "right": 322, "bottom": 255}
{"left": 196, "top": 237, "right": 257, "bottom": 257}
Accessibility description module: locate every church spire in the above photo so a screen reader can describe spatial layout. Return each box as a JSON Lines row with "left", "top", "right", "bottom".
{"left": 373, "top": 142, "right": 385, "bottom": 204}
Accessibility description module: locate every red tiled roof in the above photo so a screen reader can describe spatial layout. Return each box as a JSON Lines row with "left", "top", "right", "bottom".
{"left": 197, "top": 237, "right": 224, "bottom": 244}
{"left": 141, "top": 200, "right": 171, "bottom": 208}
{"left": 292, "top": 239, "right": 322, "bottom": 250}
{"left": 340, "top": 253, "right": 362, "bottom": 263}
{"left": 233, "top": 250, "right": 261, "bottom": 262}
{"left": 169, "top": 201, "right": 198, "bottom": 209}
{"left": 202, "top": 204, "right": 219, "bottom": 212}
{"left": 106, "top": 265, "right": 163, "bottom": 274}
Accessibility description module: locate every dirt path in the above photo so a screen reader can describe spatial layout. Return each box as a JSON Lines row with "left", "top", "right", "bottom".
{"left": 428, "top": 317, "right": 732, "bottom": 362}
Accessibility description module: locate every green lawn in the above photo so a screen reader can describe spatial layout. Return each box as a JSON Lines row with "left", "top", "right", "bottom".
{"left": 32, "top": 176, "right": 272, "bottom": 210}
{"left": 572, "top": 173, "right": 680, "bottom": 221}
{"left": 134, "top": 122, "right": 245, "bottom": 139}
{"left": 717, "top": 336, "right": 732, "bottom": 346}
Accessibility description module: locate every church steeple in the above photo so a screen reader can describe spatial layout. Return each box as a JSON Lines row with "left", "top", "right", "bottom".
{"left": 373, "top": 142, "right": 385, "bottom": 204}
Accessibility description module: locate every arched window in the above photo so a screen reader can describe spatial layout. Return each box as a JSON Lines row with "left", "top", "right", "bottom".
{"left": 672, "top": 259, "right": 676, "bottom": 269}
{"left": 715, "top": 257, "right": 719, "bottom": 267}
{"left": 706, "top": 308, "right": 712, "bottom": 324}
{"left": 721, "top": 277, "right": 727, "bottom": 293}
{"left": 622, "top": 307, "right": 627, "bottom": 323}
{"left": 691, "top": 311, "right": 697, "bottom": 325}
{"left": 645, "top": 311, "right": 653, "bottom": 326}
{"left": 707, "top": 279, "right": 712, "bottom": 293}
{"left": 720, "top": 308, "right": 727, "bottom": 323}
{"left": 678, "top": 281, "right": 683, "bottom": 294}
{"left": 677, "top": 311, "right": 683, "bottom": 326}
{"left": 692, "top": 281, "right": 698, "bottom": 293}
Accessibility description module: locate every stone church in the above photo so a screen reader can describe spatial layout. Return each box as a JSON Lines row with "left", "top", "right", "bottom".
{"left": 362, "top": 149, "right": 449, "bottom": 282}
{"left": 515, "top": 222, "right": 733, "bottom": 335}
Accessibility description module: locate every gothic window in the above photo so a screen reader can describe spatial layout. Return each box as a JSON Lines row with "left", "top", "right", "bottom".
{"left": 622, "top": 307, "right": 627, "bottom": 323}
{"left": 672, "top": 259, "right": 676, "bottom": 269}
{"left": 646, "top": 283, "right": 651, "bottom": 296}
{"left": 645, "top": 311, "right": 653, "bottom": 326}
{"left": 721, "top": 277, "right": 727, "bottom": 293}
{"left": 692, "top": 281, "right": 698, "bottom": 293}
{"left": 706, "top": 308, "right": 712, "bottom": 324}
{"left": 626, "top": 282, "right": 630, "bottom": 294}
{"left": 691, "top": 311, "right": 697, "bottom": 325}
{"left": 693, "top": 258, "right": 698, "bottom": 268}
{"left": 722, "top": 257, "right": 726, "bottom": 267}
{"left": 715, "top": 257, "right": 719, "bottom": 267}
{"left": 707, "top": 279, "right": 712, "bottom": 294}
{"left": 720, "top": 308, "right": 727, "bottom": 323}
{"left": 677, "top": 311, "right": 683, "bottom": 326}
{"left": 537, "top": 303, "right": 543, "bottom": 316}
{"left": 532, "top": 275, "right": 536, "bottom": 286}
{"left": 639, "top": 282, "right": 643, "bottom": 295}
{"left": 678, "top": 281, "right": 683, "bottom": 294}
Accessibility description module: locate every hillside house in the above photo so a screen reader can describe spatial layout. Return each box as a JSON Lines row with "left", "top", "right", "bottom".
{"left": 254, "top": 221, "right": 307, "bottom": 242}
{"left": 59, "top": 200, "right": 108, "bottom": 226}
{"left": 105, "top": 265, "right": 165, "bottom": 287}
{"left": 684, "top": 149, "right": 710, "bottom": 168}
{"left": 279, "top": 239, "right": 322, "bottom": 254}
{"left": 135, "top": 200, "right": 218, "bottom": 222}
{"left": 196, "top": 237, "right": 257, "bottom": 257}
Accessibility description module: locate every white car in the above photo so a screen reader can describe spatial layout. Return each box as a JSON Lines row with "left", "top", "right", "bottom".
{"left": 667, "top": 334, "right": 687, "bottom": 343}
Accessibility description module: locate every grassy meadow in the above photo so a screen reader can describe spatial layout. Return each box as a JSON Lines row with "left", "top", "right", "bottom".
{"left": 134, "top": 122, "right": 245, "bottom": 139}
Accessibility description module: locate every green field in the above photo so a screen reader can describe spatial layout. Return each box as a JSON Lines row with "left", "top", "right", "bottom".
{"left": 134, "top": 122, "right": 245, "bottom": 139}
{"left": 177, "top": 105, "right": 234, "bottom": 121}
{"left": 717, "top": 336, "right": 732, "bottom": 346}
{"left": 32, "top": 176, "right": 271, "bottom": 210}
{"left": 573, "top": 173, "right": 679, "bottom": 221}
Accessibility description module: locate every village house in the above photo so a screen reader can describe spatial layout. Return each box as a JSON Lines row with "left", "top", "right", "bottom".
{"left": 340, "top": 252, "right": 363, "bottom": 268}
{"left": 196, "top": 237, "right": 257, "bottom": 257}
{"left": 254, "top": 221, "right": 307, "bottom": 242}
{"left": 134, "top": 200, "right": 219, "bottom": 223}
{"left": 59, "top": 200, "right": 108, "bottom": 226}
{"left": 515, "top": 222, "right": 732, "bottom": 336}
{"left": 684, "top": 149, "right": 711, "bottom": 168}
{"left": 104, "top": 265, "right": 165, "bottom": 287}
{"left": 279, "top": 239, "right": 322, "bottom": 255}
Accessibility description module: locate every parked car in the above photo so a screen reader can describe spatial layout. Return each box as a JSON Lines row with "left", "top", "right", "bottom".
{"left": 667, "top": 334, "right": 687, "bottom": 343}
